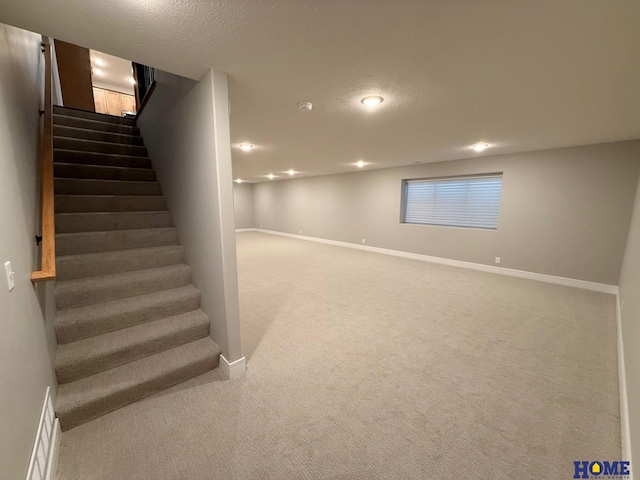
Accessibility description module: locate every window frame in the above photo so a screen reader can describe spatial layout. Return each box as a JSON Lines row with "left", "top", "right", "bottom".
{"left": 400, "top": 172, "right": 504, "bottom": 230}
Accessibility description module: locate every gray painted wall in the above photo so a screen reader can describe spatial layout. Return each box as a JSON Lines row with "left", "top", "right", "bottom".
{"left": 0, "top": 24, "right": 57, "bottom": 480}
{"left": 254, "top": 140, "right": 640, "bottom": 285}
{"left": 620, "top": 171, "right": 640, "bottom": 465}
{"left": 233, "top": 183, "right": 254, "bottom": 229}
{"left": 137, "top": 69, "right": 243, "bottom": 362}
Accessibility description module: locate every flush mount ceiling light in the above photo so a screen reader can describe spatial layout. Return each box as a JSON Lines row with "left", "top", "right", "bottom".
{"left": 361, "top": 96, "right": 384, "bottom": 107}
{"left": 287, "top": 169, "right": 297, "bottom": 176}
{"left": 93, "top": 58, "right": 105, "bottom": 67}
{"left": 267, "top": 174, "right": 276, "bottom": 180}
{"left": 355, "top": 160, "right": 368, "bottom": 168}
{"left": 238, "top": 144, "right": 254, "bottom": 152}
{"left": 298, "top": 101, "right": 313, "bottom": 112}
{"left": 93, "top": 68, "right": 104, "bottom": 77}
{"left": 234, "top": 179, "right": 243, "bottom": 183}
{"left": 129, "top": 78, "right": 136, "bottom": 85}
{"left": 471, "top": 143, "right": 491, "bottom": 152}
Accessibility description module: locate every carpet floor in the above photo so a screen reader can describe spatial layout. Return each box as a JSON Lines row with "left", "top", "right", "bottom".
{"left": 56, "top": 232, "right": 621, "bottom": 480}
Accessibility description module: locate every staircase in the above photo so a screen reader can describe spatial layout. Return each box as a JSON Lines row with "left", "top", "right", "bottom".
{"left": 52, "top": 106, "right": 221, "bottom": 431}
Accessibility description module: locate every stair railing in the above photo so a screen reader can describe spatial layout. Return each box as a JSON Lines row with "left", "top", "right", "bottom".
{"left": 31, "top": 42, "right": 56, "bottom": 283}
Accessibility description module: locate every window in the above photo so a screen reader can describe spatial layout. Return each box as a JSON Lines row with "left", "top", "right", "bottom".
{"left": 402, "top": 174, "right": 503, "bottom": 229}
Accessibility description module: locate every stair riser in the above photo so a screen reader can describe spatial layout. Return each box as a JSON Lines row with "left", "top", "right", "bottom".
{"left": 56, "top": 228, "right": 177, "bottom": 256}
{"left": 56, "top": 319, "right": 209, "bottom": 384}
{"left": 55, "top": 195, "right": 166, "bottom": 213}
{"left": 56, "top": 246, "right": 184, "bottom": 281}
{"left": 54, "top": 150, "right": 152, "bottom": 169}
{"left": 54, "top": 163, "right": 156, "bottom": 182}
{"left": 54, "top": 125, "right": 144, "bottom": 146}
{"left": 53, "top": 106, "right": 136, "bottom": 126}
{"left": 56, "top": 212, "right": 171, "bottom": 233}
{"left": 54, "top": 137, "right": 148, "bottom": 157}
{"left": 55, "top": 178, "right": 161, "bottom": 196}
{"left": 57, "top": 352, "right": 218, "bottom": 431}
{"left": 54, "top": 114, "right": 140, "bottom": 136}
{"left": 55, "top": 267, "right": 192, "bottom": 310}
{"left": 55, "top": 287, "right": 201, "bottom": 343}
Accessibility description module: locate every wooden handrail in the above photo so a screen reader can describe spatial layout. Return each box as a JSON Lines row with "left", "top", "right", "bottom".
{"left": 31, "top": 42, "right": 55, "bottom": 283}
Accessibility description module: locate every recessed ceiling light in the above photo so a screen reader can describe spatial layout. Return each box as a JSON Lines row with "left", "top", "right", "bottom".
{"left": 129, "top": 78, "right": 136, "bottom": 85}
{"left": 287, "top": 169, "right": 297, "bottom": 176}
{"left": 93, "top": 68, "right": 104, "bottom": 77}
{"left": 361, "top": 96, "right": 384, "bottom": 107}
{"left": 234, "top": 178, "right": 243, "bottom": 183}
{"left": 471, "top": 143, "right": 491, "bottom": 152}
{"left": 94, "top": 58, "right": 105, "bottom": 67}
{"left": 355, "top": 160, "right": 367, "bottom": 168}
{"left": 238, "top": 144, "right": 253, "bottom": 152}
{"left": 267, "top": 174, "right": 275, "bottom": 180}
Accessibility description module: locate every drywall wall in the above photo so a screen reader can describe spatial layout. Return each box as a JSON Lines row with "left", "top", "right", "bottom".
{"left": 620, "top": 170, "right": 640, "bottom": 466}
{"left": 137, "top": 69, "right": 243, "bottom": 363}
{"left": 0, "top": 24, "right": 58, "bottom": 480}
{"left": 233, "top": 183, "right": 254, "bottom": 229}
{"left": 254, "top": 140, "right": 640, "bottom": 285}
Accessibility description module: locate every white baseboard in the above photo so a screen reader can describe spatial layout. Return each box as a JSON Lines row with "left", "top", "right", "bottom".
{"left": 235, "top": 228, "right": 255, "bottom": 233}
{"left": 220, "top": 354, "right": 246, "bottom": 379}
{"left": 44, "top": 419, "right": 61, "bottom": 480}
{"left": 617, "top": 294, "right": 633, "bottom": 475}
{"left": 247, "top": 228, "right": 618, "bottom": 294}
{"left": 26, "top": 387, "right": 60, "bottom": 480}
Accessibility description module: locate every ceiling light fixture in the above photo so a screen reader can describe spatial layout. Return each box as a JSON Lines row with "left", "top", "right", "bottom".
{"left": 234, "top": 179, "right": 243, "bottom": 183}
{"left": 361, "top": 96, "right": 384, "bottom": 107}
{"left": 268, "top": 174, "right": 275, "bottom": 180}
{"left": 94, "top": 58, "right": 105, "bottom": 67}
{"left": 129, "top": 78, "right": 136, "bottom": 85}
{"left": 93, "top": 68, "right": 104, "bottom": 77}
{"left": 298, "top": 101, "right": 313, "bottom": 112}
{"left": 471, "top": 143, "right": 491, "bottom": 152}
{"left": 238, "top": 144, "right": 254, "bottom": 152}
{"left": 356, "top": 160, "right": 367, "bottom": 168}
{"left": 287, "top": 169, "right": 296, "bottom": 176}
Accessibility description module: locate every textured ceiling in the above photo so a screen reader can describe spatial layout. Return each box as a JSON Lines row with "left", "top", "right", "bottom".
{"left": 2, "top": 1, "right": 640, "bottom": 182}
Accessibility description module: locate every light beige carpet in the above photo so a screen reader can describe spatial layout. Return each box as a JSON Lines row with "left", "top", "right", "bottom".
{"left": 56, "top": 232, "right": 620, "bottom": 480}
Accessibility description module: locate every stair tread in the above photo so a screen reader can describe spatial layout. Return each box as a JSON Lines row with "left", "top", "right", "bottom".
{"left": 56, "top": 337, "right": 220, "bottom": 429}
{"left": 53, "top": 106, "right": 136, "bottom": 126}
{"left": 55, "top": 285, "right": 201, "bottom": 343}
{"left": 54, "top": 124, "right": 141, "bottom": 140}
{"left": 56, "top": 309, "right": 210, "bottom": 384}
{"left": 55, "top": 263, "right": 191, "bottom": 310}
{"left": 56, "top": 243, "right": 184, "bottom": 280}
{"left": 56, "top": 226, "right": 176, "bottom": 241}
{"left": 54, "top": 162, "right": 153, "bottom": 173}
{"left": 54, "top": 177, "right": 159, "bottom": 185}
{"left": 55, "top": 210, "right": 171, "bottom": 234}
{"left": 54, "top": 149, "right": 152, "bottom": 167}
{"left": 54, "top": 114, "right": 140, "bottom": 133}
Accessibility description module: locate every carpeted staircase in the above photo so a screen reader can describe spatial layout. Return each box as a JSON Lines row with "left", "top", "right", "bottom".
{"left": 52, "top": 106, "right": 221, "bottom": 431}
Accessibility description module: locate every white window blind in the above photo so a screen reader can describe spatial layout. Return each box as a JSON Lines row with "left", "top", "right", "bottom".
{"left": 402, "top": 174, "right": 503, "bottom": 229}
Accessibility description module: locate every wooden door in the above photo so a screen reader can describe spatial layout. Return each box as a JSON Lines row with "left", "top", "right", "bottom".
{"left": 121, "top": 94, "right": 136, "bottom": 113}
{"left": 93, "top": 88, "right": 108, "bottom": 114}
{"left": 54, "top": 40, "right": 95, "bottom": 111}
{"left": 105, "top": 90, "right": 123, "bottom": 116}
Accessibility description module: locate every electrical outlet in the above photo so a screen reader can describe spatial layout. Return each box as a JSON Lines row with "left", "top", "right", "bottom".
{"left": 4, "top": 261, "right": 15, "bottom": 292}
{"left": 495, "top": 257, "right": 501, "bottom": 264}
{"left": 362, "top": 238, "right": 366, "bottom": 244}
